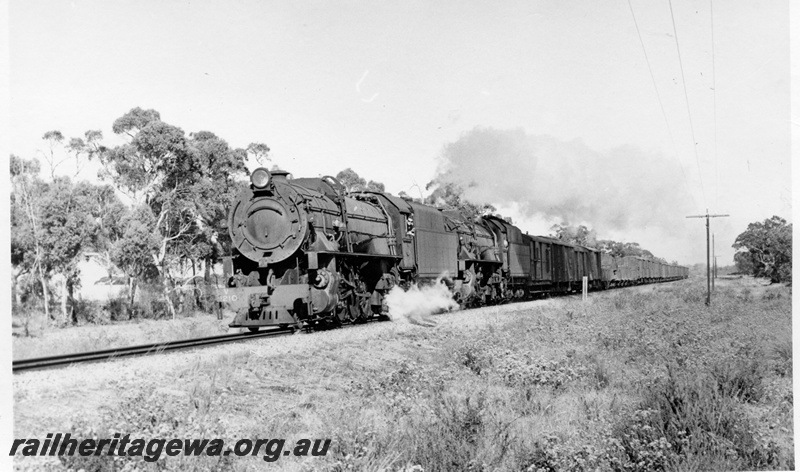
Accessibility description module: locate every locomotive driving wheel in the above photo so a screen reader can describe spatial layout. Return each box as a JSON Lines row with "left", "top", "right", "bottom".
{"left": 337, "top": 273, "right": 371, "bottom": 323}
{"left": 351, "top": 277, "right": 372, "bottom": 322}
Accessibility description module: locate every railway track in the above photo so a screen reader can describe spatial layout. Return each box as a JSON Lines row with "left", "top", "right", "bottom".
{"left": 13, "top": 279, "right": 686, "bottom": 374}
{"left": 12, "top": 329, "right": 292, "bottom": 373}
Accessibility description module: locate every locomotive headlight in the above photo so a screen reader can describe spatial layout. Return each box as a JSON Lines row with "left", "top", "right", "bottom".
{"left": 251, "top": 168, "right": 271, "bottom": 189}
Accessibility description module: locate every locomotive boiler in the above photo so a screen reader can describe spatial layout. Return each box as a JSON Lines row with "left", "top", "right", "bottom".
{"left": 223, "top": 168, "right": 404, "bottom": 329}
{"left": 221, "top": 167, "right": 510, "bottom": 329}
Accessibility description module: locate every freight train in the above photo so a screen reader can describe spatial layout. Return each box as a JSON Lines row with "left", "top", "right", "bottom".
{"left": 220, "top": 168, "right": 688, "bottom": 330}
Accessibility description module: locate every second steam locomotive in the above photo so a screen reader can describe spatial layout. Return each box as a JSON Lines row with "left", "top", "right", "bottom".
{"left": 221, "top": 168, "right": 687, "bottom": 330}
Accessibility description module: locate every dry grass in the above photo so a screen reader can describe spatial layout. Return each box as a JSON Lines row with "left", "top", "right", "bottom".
{"left": 12, "top": 314, "right": 233, "bottom": 360}
{"left": 15, "top": 277, "right": 793, "bottom": 471}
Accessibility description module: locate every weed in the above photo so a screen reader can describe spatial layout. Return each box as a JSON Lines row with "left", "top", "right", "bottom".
{"left": 709, "top": 357, "right": 765, "bottom": 402}
{"left": 680, "top": 284, "right": 708, "bottom": 303}
{"left": 612, "top": 292, "right": 629, "bottom": 310}
{"left": 497, "top": 354, "right": 584, "bottom": 390}
{"left": 738, "top": 287, "right": 753, "bottom": 303}
{"left": 523, "top": 436, "right": 560, "bottom": 472}
{"left": 584, "top": 354, "right": 610, "bottom": 389}
{"left": 102, "top": 296, "right": 130, "bottom": 321}
{"left": 611, "top": 364, "right": 781, "bottom": 470}
{"left": 460, "top": 344, "right": 486, "bottom": 376}
{"left": 15, "top": 276, "right": 793, "bottom": 471}
{"left": 596, "top": 328, "right": 626, "bottom": 351}
{"left": 58, "top": 387, "right": 238, "bottom": 471}
{"left": 71, "top": 298, "right": 107, "bottom": 325}
{"left": 400, "top": 391, "right": 493, "bottom": 471}
{"left": 771, "top": 341, "right": 792, "bottom": 377}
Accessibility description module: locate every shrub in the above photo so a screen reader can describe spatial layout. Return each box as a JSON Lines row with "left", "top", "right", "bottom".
{"left": 679, "top": 284, "right": 707, "bottom": 303}
{"left": 102, "top": 297, "right": 131, "bottom": 322}
{"left": 12, "top": 302, "right": 47, "bottom": 337}
{"left": 709, "top": 357, "right": 765, "bottom": 403}
{"left": 612, "top": 292, "right": 630, "bottom": 310}
{"left": 584, "top": 354, "right": 611, "bottom": 389}
{"left": 71, "top": 298, "right": 107, "bottom": 325}
{"left": 762, "top": 287, "right": 784, "bottom": 300}
{"left": 771, "top": 341, "right": 792, "bottom": 377}
{"left": 399, "top": 391, "right": 494, "bottom": 471}
{"left": 518, "top": 435, "right": 610, "bottom": 471}
{"left": 128, "top": 285, "right": 172, "bottom": 319}
{"left": 738, "top": 287, "right": 753, "bottom": 303}
{"left": 58, "top": 388, "right": 236, "bottom": 471}
{"left": 611, "top": 364, "right": 780, "bottom": 470}
{"left": 459, "top": 343, "right": 488, "bottom": 376}
{"left": 523, "top": 436, "right": 560, "bottom": 472}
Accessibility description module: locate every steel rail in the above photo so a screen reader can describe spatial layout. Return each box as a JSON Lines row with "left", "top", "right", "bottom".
{"left": 12, "top": 329, "right": 291, "bottom": 373}
{"left": 13, "top": 277, "right": 688, "bottom": 373}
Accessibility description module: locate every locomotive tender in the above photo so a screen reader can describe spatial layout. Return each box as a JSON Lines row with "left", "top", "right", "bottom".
{"left": 221, "top": 168, "right": 688, "bottom": 330}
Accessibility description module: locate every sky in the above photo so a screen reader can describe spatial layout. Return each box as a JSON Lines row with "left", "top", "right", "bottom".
{"left": 4, "top": 0, "right": 793, "bottom": 266}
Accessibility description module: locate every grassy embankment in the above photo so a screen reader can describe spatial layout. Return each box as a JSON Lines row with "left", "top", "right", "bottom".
{"left": 41, "top": 277, "right": 794, "bottom": 471}
{"left": 12, "top": 281, "right": 227, "bottom": 359}
{"left": 12, "top": 315, "right": 233, "bottom": 360}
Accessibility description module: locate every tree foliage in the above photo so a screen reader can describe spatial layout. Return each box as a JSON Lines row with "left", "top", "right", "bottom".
{"left": 550, "top": 223, "right": 597, "bottom": 248}
{"left": 246, "top": 142, "right": 271, "bottom": 167}
{"left": 732, "top": 216, "right": 792, "bottom": 283}
{"left": 111, "top": 206, "right": 161, "bottom": 286}
{"left": 10, "top": 153, "right": 127, "bottom": 323}
{"left": 397, "top": 190, "right": 421, "bottom": 203}
{"left": 66, "top": 130, "right": 105, "bottom": 176}
{"left": 335, "top": 168, "right": 386, "bottom": 193}
{"left": 10, "top": 156, "right": 44, "bottom": 302}
{"left": 39, "top": 130, "right": 99, "bottom": 179}
{"left": 548, "top": 222, "right": 666, "bottom": 262}
{"left": 79, "top": 183, "right": 129, "bottom": 279}
{"left": 596, "top": 240, "right": 659, "bottom": 260}
{"left": 41, "top": 130, "right": 65, "bottom": 179}
{"left": 367, "top": 180, "right": 385, "bottom": 192}
{"left": 36, "top": 179, "right": 97, "bottom": 277}
{"left": 12, "top": 107, "right": 255, "bottom": 322}
{"left": 424, "top": 179, "right": 496, "bottom": 220}
{"left": 98, "top": 108, "right": 250, "bottom": 317}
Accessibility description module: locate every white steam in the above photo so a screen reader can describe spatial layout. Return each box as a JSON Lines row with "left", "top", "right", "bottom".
{"left": 384, "top": 278, "right": 459, "bottom": 327}
{"left": 432, "top": 127, "right": 696, "bottom": 235}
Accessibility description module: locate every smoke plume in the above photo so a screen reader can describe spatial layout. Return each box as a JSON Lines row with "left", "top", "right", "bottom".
{"left": 431, "top": 127, "right": 695, "bottom": 235}
{"left": 384, "top": 278, "right": 458, "bottom": 327}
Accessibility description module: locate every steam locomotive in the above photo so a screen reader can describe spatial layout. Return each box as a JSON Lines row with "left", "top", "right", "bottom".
{"left": 220, "top": 168, "right": 688, "bottom": 330}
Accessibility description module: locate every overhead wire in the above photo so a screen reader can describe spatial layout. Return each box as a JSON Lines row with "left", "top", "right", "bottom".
{"left": 626, "top": 0, "right": 699, "bottom": 212}
{"left": 710, "top": 0, "right": 718, "bottom": 209}
{"left": 667, "top": 0, "right": 708, "bottom": 209}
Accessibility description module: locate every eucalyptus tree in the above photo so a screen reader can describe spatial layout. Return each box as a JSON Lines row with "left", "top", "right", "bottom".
{"left": 10, "top": 154, "right": 117, "bottom": 323}
{"left": 99, "top": 108, "right": 249, "bottom": 317}
{"left": 10, "top": 155, "right": 48, "bottom": 316}
{"left": 36, "top": 178, "right": 101, "bottom": 321}
{"left": 423, "top": 179, "right": 496, "bottom": 219}
{"left": 733, "top": 216, "right": 792, "bottom": 283}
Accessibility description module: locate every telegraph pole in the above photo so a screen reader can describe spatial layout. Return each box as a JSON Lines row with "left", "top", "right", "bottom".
{"left": 686, "top": 211, "right": 729, "bottom": 305}
{"left": 712, "top": 233, "right": 715, "bottom": 291}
